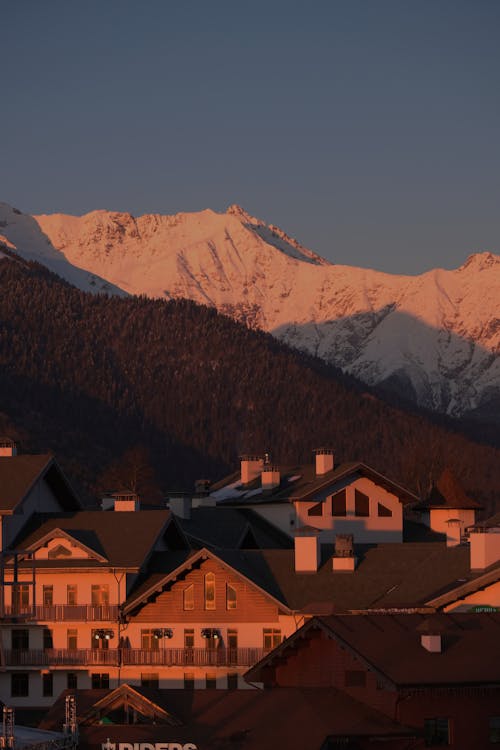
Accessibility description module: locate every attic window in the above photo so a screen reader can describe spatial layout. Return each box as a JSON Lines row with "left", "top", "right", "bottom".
{"left": 204, "top": 573, "right": 215, "bottom": 610}
{"left": 226, "top": 584, "right": 237, "bottom": 610}
{"left": 48, "top": 544, "right": 72, "bottom": 559}
{"left": 377, "top": 502, "right": 392, "bottom": 517}
{"left": 183, "top": 584, "right": 194, "bottom": 611}
{"left": 308, "top": 501, "right": 323, "bottom": 517}
{"left": 332, "top": 490, "right": 347, "bottom": 517}
{"left": 354, "top": 490, "right": 370, "bottom": 517}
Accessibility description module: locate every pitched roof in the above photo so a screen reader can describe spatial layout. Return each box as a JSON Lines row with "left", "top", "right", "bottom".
{"left": 415, "top": 468, "right": 483, "bottom": 510}
{"left": 176, "top": 506, "right": 293, "bottom": 550}
{"left": 247, "top": 612, "right": 500, "bottom": 687}
{"left": 40, "top": 686, "right": 414, "bottom": 749}
{"left": 12, "top": 510, "right": 173, "bottom": 569}
{"left": 211, "top": 461, "right": 418, "bottom": 506}
{"left": 0, "top": 454, "right": 80, "bottom": 512}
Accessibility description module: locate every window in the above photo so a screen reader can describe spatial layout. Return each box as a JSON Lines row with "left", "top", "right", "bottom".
{"left": 204, "top": 573, "right": 215, "bottom": 610}
{"left": 42, "top": 672, "right": 53, "bottom": 697}
{"left": 263, "top": 628, "right": 281, "bottom": 650}
{"left": 67, "top": 673, "right": 78, "bottom": 690}
{"left": 91, "top": 585, "right": 109, "bottom": 605}
{"left": 141, "top": 673, "right": 159, "bottom": 689}
{"left": 183, "top": 584, "right": 194, "bottom": 611}
{"left": 354, "top": 489, "right": 370, "bottom": 517}
{"left": 12, "top": 629, "right": 29, "bottom": 650}
{"left": 377, "top": 502, "right": 392, "bottom": 517}
{"left": 67, "top": 629, "right": 78, "bottom": 650}
{"left": 206, "top": 672, "right": 216, "bottom": 689}
{"left": 12, "top": 584, "right": 29, "bottom": 610}
{"left": 491, "top": 717, "right": 500, "bottom": 744}
{"left": 184, "top": 629, "right": 194, "bottom": 664}
{"left": 43, "top": 629, "right": 53, "bottom": 650}
{"left": 424, "top": 718, "right": 450, "bottom": 746}
{"left": 184, "top": 673, "right": 194, "bottom": 690}
{"left": 48, "top": 544, "right": 71, "bottom": 559}
{"left": 226, "top": 583, "right": 237, "bottom": 610}
{"left": 345, "top": 670, "right": 366, "bottom": 687}
{"left": 67, "top": 584, "right": 77, "bottom": 606}
{"left": 227, "top": 673, "right": 238, "bottom": 690}
{"left": 11, "top": 672, "right": 29, "bottom": 697}
{"left": 141, "top": 629, "right": 159, "bottom": 651}
{"left": 91, "top": 673, "right": 109, "bottom": 689}
{"left": 331, "top": 490, "right": 347, "bottom": 516}
{"left": 42, "top": 585, "right": 53, "bottom": 607}
{"left": 308, "top": 501, "right": 323, "bottom": 517}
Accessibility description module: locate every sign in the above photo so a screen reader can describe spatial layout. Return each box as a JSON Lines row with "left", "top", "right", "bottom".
{"left": 468, "top": 606, "right": 499, "bottom": 613}
{"left": 102, "top": 743, "right": 197, "bottom": 750}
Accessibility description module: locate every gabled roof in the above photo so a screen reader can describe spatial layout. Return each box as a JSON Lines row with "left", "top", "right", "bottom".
{"left": 414, "top": 468, "right": 483, "bottom": 510}
{"left": 80, "top": 684, "right": 182, "bottom": 726}
{"left": 177, "top": 506, "right": 293, "bottom": 550}
{"left": 246, "top": 612, "right": 500, "bottom": 687}
{"left": 23, "top": 527, "right": 108, "bottom": 562}
{"left": 123, "top": 547, "right": 291, "bottom": 615}
{"left": 40, "top": 686, "right": 415, "bottom": 749}
{"left": 211, "top": 461, "right": 418, "bottom": 506}
{"left": 0, "top": 454, "right": 80, "bottom": 513}
{"left": 12, "top": 510, "right": 174, "bottom": 569}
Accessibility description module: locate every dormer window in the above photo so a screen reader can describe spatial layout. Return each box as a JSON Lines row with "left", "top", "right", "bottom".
{"left": 204, "top": 573, "right": 215, "bottom": 610}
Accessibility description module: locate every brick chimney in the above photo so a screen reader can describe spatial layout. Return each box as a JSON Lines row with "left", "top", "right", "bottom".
{"left": 332, "top": 534, "right": 357, "bottom": 572}
{"left": 240, "top": 454, "right": 264, "bottom": 485}
{"left": 469, "top": 524, "right": 500, "bottom": 570}
{"left": 0, "top": 438, "right": 17, "bottom": 457}
{"left": 313, "top": 448, "right": 334, "bottom": 476}
{"left": 294, "top": 527, "right": 321, "bottom": 573}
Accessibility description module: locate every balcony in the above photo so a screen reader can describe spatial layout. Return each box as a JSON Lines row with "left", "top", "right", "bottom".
{"left": 3, "top": 648, "right": 268, "bottom": 668}
{"left": 0, "top": 605, "right": 119, "bottom": 622}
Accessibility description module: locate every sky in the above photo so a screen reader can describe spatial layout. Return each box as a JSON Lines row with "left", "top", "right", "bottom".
{"left": 2, "top": 0, "right": 499, "bottom": 274}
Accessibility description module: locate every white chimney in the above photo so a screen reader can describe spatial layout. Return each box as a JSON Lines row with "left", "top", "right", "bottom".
{"left": 314, "top": 448, "right": 334, "bottom": 476}
{"left": 446, "top": 518, "right": 462, "bottom": 547}
{"left": 0, "top": 438, "right": 17, "bottom": 457}
{"left": 261, "top": 465, "right": 280, "bottom": 491}
{"left": 469, "top": 526, "right": 500, "bottom": 570}
{"left": 240, "top": 454, "right": 264, "bottom": 485}
{"left": 113, "top": 492, "right": 140, "bottom": 512}
{"left": 168, "top": 494, "right": 192, "bottom": 520}
{"left": 294, "top": 527, "right": 321, "bottom": 573}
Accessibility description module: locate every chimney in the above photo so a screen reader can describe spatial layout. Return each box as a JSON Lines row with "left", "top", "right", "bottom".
{"left": 240, "top": 454, "right": 264, "bottom": 485}
{"left": 332, "top": 534, "right": 357, "bottom": 572}
{"left": 112, "top": 492, "right": 140, "bottom": 512}
{"left": 469, "top": 525, "right": 500, "bottom": 570}
{"left": 0, "top": 438, "right": 17, "bottom": 457}
{"left": 294, "top": 527, "right": 321, "bottom": 573}
{"left": 261, "top": 464, "right": 281, "bottom": 491}
{"left": 420, "top": 633, "right": 442, "bottom": 653}
{"left": 417, "top": 615, "right": 448, "bottom": 653}
{"left": 195, "top": 479, "right": 211, "bottom": 494}
{"left": 313, "top": 448, "right": 334, "bottom": 476}
{"left": 168, "top": 493, "right": 192, "bottom": 520}
{"left": 446, "top": 518, "right": 462, "bottom": 547}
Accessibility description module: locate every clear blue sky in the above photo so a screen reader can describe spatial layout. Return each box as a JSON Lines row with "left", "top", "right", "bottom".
{"left": 3, "top": 0, "right": 499, "bottom": 273}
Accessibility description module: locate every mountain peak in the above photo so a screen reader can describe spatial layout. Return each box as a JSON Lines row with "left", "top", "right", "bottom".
{"left": 461, "top": 251, "right": 500, "bottom": 272}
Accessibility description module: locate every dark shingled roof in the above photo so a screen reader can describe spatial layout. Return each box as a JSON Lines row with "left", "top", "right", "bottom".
{"left": 0, "top": 454, "right": 80, "bottom": 512}
{"left": 212, "top": 461, "right": 418, "bottom": 506}
{"left": 415, "top": 468, "right": 483, "bottom": 510}
{"left": 40, "top": 686, "right": 414, "bottom": 749}
{"left": 247, "top": 612, "right": 500, "bottom": 687}
{"left": 177, "top": 506, "right": 293, "bottom": 550}
{"left": 124, "top": 541, "right": 499, "bottom": 616}
{"left": 12, "top": 510, "right": 173, "bottom": 569}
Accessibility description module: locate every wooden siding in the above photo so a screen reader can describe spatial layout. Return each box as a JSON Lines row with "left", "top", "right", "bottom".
{"left": 132, "top": 559, "right": 280, "bottom": 623}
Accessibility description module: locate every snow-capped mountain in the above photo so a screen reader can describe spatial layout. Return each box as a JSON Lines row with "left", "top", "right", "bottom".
{"left": 1, "top": 201, "right": 499, "bottom": 420}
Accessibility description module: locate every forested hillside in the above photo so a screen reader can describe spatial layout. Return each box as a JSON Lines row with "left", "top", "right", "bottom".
{"left": 0, "top": 255, "right": 498, "bottom": 515}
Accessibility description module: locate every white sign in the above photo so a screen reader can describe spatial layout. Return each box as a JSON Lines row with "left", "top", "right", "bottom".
{"left": 102, "top": 742, "right": 197, "bottom": 750}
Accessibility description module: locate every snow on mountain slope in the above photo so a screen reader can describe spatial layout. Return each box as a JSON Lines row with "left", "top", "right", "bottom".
{"left": 1, "top": 200, "right": 499, "bottom": 419}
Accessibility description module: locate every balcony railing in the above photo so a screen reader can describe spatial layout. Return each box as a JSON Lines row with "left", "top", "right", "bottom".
{"left": 3, "top": 647, "right": 268, "bottom": 668}
{"left": 0, "top": 605, "right": 119, "bottom": 622}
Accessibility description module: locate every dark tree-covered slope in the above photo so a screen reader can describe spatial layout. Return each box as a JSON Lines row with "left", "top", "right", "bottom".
{"left": 0, "top": 256, "right": 498, "bottom": 514}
